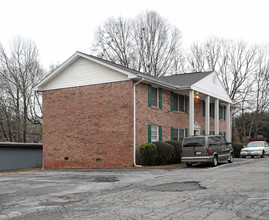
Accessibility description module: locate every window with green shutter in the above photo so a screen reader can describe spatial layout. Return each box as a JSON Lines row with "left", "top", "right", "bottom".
{"left": 148, "top": 125, "right": 160, "bottom": 143}
{"left": 219, "top": 106, "right": 225, "bottom": 120}
{"left": 202, "top": 101, "right": 205, "bottom": 117}
{"left": 148, "top": 85, "right": 152, "bottom": 107}
{"left": 159, "top": 126, "right": 162, "bottom": 141}
{"left": 172, "top": 127, "right": 185, "bottom": 141}
{"left": 213, "top": 103, "right": 215, "bottom": 119}
{"left": 159, "top": 88, "right": 162, "bottom": 109}
{"left": 171, "top": 92, "right": 174, "bottom": 111}
{"left": 219, "top": 105, "right": 222, "bottom": 120}
{"left": 210, "top": 131, "right": 215, "bottom": 135}
{"left": 148, "top": 125, "right": 151, "bottom": 143}
{"left": 148, "top": 85, "right": 161, "bottom": 109}
{"left": 171, "top": 93, "right": 187, "bottom": 113}
{"left": 210, "top": 103, "right": 215, "bottom": 118}
{"left": 185, "top": 128, "right": 188, "bottom": 137}
{"left": 151, "top": 87, "right": 158, "bottom": 107}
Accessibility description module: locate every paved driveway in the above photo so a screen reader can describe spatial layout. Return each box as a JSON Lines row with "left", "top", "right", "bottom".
{"left": 1, "top": 158, "right": 269, "bottom": 220}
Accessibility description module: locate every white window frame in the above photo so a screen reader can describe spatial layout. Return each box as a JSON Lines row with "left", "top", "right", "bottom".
{"left": 151, "top": 86, "right": 159, "bottom": 108}
{"left": 151, "top": 125, "right": 159, "bottom": 142}
{"left": 173, "top": 128, "right": 185, "bottom": 141}
{"left": 174, "top": 93, "right": 185, "bottom": 112}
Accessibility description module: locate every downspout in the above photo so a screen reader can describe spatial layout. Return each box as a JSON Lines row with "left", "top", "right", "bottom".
{"left": 133, "top": 78, "right": 144, "bottom": 167}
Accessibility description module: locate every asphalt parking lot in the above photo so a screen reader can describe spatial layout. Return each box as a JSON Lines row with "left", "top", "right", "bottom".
{"left": 1, "top": 158, "right": 269, "bottom": 220}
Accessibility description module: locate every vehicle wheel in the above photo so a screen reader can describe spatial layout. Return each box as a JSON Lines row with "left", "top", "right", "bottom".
{"left": 186, "top": 162, "right": 192, "bottom": 167}
{"left": 228, "top": 153, "right": 234, "bottom": 163}
{"left": 261, "top": 151, "right": 265, "bottom": 158}
{"left": 251, "top": 156, "right": 254, "bottom": 158}
{"left": 212, "top": 155, "right": 218, "bottom": 167}
{"left": 241, "top": 156, "right": 246, "bottom": 158}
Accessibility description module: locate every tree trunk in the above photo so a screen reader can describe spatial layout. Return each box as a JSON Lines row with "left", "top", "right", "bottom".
{"left": 23, "top": 93, "right": 27, "bottom": 143}
{"left": 16, "top": 88, "right": 21, "bottom": 142}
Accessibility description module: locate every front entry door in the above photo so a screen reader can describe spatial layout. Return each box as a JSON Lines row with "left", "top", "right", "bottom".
{"left": 194, "top": 129, "right": 200, "bottom": 136}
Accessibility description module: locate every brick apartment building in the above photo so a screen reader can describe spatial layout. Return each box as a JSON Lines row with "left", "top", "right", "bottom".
{"left": 35, "top": 52, "right": 233, "bottom": 169}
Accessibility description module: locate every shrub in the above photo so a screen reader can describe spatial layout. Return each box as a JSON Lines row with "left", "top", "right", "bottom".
{"left": 153, "top": 141, "right": 175, "bottom": 165}
{"left": 165, "top": 141, "right": 182, "bottom": 164}
{"left": 233, "top": 142, "right": 245, "bottom": 158}
{"left": 139, "top": 143, "right": 158, "bottom": 166}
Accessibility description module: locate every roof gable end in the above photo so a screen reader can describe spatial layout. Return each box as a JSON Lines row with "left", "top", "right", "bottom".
{"left": 35, "top": 52, "right": 137, "bottom": 91}
{"left": 191, "top": 72, "right": 233, "bottom": 103}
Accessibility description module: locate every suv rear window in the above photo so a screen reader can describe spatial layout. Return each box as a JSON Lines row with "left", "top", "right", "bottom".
{"left": 183, "top": 137, "right": 205, "bottom": 147}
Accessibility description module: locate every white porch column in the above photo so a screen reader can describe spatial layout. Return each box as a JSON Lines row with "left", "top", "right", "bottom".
{"left": 214, "top": 99, "right": 219, "bottom": 134}
{"left": 189, "top": 90, "right": 194, "bottom": 136}
{"left": 205, "top": 96, "right": 210, "bottom": 135}
{"left": 226, "top": 103, "right": 231, "bottom": 142}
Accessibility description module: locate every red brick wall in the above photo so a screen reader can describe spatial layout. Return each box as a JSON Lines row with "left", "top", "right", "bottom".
{"left": 136, "top": 83, "right": 189, "bottom": 148}
{"left": 219, "top": 118, "right": 227, "bottom": 134}
{"left": 42, "top": 80, "right": 228, "bottom": 169}
{"left": 42, "top": 81, "right": 134, "bottom": 169}
{"left": 135, "top": 83, "right": 227, "bottom": 156}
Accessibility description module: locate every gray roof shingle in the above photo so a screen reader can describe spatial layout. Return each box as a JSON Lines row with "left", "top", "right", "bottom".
{"left": 160, "top": 72, "right": 212, "bottom": 87}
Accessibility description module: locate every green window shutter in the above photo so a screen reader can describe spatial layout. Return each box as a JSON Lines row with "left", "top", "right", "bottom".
{"left": 185, "top": 96, "right": 188, "bottom": 114}
{"left": 159, "top": 126, "right": 162, "bottom": 141}
{"left": 224, "top": 107, "right": 226, "bottom": 120}
{"left": 219, "top": 105, "right": 222, "bottom": 120}
{"left": 159, "top": 88, "right": 162, "bottom": 109}
{"left": 171, "top": 127, "right": 174, "bottom": 141}
{"left": 148, "top": 85, "right": 152, "bottom": 107}
{"left": 203, "top": 130, "right": 205, "bottom": 135}
{"left": 185, "top": 128, "right": 188, "bottom": 137}
{"left": 203, "top": 101, "right": 205, "bottom": 117}
{"left": 213, "top": 131, "right": 215, "bottom": 135}
{"left": 213, "top": 103, "right": 215, "bottom": 119}
{"left": 224, "top": 132, "right": 226, "bottom": 139}
{"left": 171, "top": 91, "right": 174, "bottom": 111}
{"left": 148, "top": 125, "right": 151, "bottom": 143}
{"left": 219, "top": 132, "right": 222, "bottom": 135}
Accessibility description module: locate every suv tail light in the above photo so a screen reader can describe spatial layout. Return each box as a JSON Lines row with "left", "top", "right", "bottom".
{"left": 206, "top": 148, "right": 209, "bottom": 155}
{"left": 181, "top": 150, "right": 183, "bottom": 156}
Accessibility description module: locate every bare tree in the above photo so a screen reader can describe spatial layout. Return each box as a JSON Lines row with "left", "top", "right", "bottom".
{"left": 247, "top": 45, "right": 269, "bottom": 138}
{"left": 132, "top": 11, "right": 182, "bottom": 76}
{"left": 91, "top": 17, "right": 135, "bottom": 68}
{"left": 91, "top": 11, "right": 183, "bottom": 76}
{"left": 186, "top": 38, "right": 259, "bottom": 107}
{"left": 0, "top": 37, "right": 44, "bottom": 142}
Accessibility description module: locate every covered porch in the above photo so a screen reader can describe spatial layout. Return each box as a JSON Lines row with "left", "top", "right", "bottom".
{"left": 188, "top": 89, "right": 232, "bottom": 142}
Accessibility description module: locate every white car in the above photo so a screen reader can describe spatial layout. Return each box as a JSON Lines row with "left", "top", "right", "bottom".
{"left": 240, "top": 141, "right": 269, "bottom": 158}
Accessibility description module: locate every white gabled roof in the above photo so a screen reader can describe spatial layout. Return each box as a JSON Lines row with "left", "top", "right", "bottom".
{"left": 34, "top": 52, "right": 137, "bottom": 91}
{"left": 191, "top": 72, "right": 233, "bottom": 104}
{"left": 35, "top": 51, "right": 233, "bottom": 104}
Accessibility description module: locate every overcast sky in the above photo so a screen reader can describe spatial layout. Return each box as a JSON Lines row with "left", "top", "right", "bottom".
{"left": 1, "top": 0, "right": 269, "bottom": 69}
